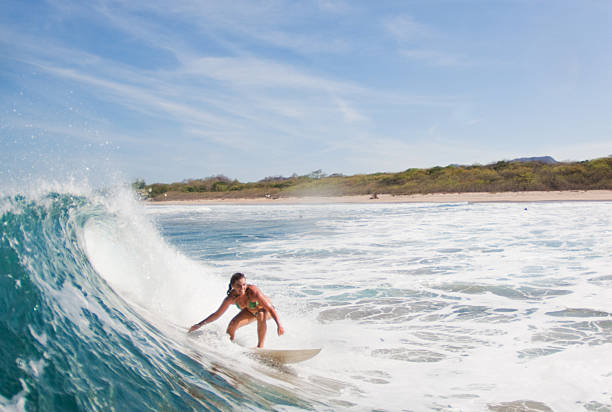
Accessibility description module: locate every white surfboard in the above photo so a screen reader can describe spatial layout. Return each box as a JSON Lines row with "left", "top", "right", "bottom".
{"left": 248, "top": 348, "right": 321, "bottom": 364}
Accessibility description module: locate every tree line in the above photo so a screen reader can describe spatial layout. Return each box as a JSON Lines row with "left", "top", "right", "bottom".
{"left": 134, "top": 156, "right": 612, "bottom": 200}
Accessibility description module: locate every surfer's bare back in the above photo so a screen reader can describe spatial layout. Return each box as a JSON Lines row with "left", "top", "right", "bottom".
{"left": 189, "top": 272, "right": 284, "bottom": 348}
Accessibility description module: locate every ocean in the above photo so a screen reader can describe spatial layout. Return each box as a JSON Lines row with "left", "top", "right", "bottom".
{"left": 1, "top": 187, "right": 611, "bottom": 411}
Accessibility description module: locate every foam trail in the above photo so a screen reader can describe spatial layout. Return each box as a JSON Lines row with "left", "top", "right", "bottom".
{"left": 144, "top": 201, "right": 612, "bottom": 410}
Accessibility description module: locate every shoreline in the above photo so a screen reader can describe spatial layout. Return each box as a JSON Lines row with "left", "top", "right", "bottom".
{"left": 146, "top": 190, "right": 612, "bottom": 205}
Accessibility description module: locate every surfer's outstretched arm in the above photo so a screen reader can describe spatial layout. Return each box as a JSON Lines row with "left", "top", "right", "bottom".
{"left": 189, "top": 296, "right": 233, "bottom": 332}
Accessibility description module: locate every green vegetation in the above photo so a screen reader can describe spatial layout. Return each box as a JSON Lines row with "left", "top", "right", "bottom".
{"left": 135, "top": 157, "right": 612, "bottom": 201}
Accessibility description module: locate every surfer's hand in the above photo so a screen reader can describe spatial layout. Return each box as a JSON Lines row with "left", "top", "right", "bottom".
{"left": 277, "top": 325, "right": 285, "bottom": 336}
{"left": 189, "top": 323, "right": 202, "bottom": 333}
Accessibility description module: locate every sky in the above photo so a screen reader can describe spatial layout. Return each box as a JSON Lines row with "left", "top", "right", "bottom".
{"left": 1, "top": 0, "right": 612, "bottom": 185}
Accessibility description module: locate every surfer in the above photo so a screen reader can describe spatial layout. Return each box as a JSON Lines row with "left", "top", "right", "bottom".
{"left": 188, "top": 272, "right": 285, "bottom": 348}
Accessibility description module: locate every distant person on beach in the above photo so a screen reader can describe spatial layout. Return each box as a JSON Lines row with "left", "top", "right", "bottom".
{"left": 188, "top": 272, "right": 284, "bottom": 348}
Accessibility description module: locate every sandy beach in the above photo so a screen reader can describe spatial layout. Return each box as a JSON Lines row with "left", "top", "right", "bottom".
{"left": 151, "top": 190, "right": 612, "bottom": 205}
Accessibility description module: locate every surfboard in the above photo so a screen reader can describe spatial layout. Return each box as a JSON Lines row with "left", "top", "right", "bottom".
{"left": 248, "top": 348, "right": 321, "bottom": 364}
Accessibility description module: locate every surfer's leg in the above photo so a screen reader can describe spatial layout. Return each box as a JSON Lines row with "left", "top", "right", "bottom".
{"left": 255, "top": 309, "right": 272, "bottom": 348}
{"left": 226, "top": 309, "right": 256, "bottom": 341}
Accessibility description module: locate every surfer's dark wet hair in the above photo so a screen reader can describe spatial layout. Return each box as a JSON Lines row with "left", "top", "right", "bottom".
{"left": 227, "top": 272, "right": 245, "bottom": 296}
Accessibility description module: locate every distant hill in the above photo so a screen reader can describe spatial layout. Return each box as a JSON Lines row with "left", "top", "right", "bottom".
{"left": 512, "top": 156, "right": 558, "bottom": 164}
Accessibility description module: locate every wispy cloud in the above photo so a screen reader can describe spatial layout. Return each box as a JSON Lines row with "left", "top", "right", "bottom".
{"left": 15, "top": 48, "right": 372, "bottom": 152}
{"left": 5, "top": 0, "right": 518, "bottom": 182}
{"left": 2, "top": 0, "right": 374, "bottom": 139}
{"left": 315, "top": 0, "right": 354, "bottom": 14}
{"left": 242, "top": 30, "right": 352, "bottom": 55}
{"left": 383, "top": 14, "right": 470, "bottom": 68}
{"left": 400, "top": 49, "right": 469, "bottom": 67}
{"left": 37, "top": 64, "right": 230, "bottom": 127}
{"left": 90, "top": 0, "right": 354, "bottom": 57}
{"left": 333, "top": 97, "right": 368, "bottom": 123}
{"left": 178, "top": 55, "right": 361, "bottom": 93}
{"left": 384, "top": 15, "right": 435, "bottom": 42}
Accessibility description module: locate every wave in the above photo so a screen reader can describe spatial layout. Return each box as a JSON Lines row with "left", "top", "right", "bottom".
{"left": 0, "top": 189, "right": 322, "bottom": 411}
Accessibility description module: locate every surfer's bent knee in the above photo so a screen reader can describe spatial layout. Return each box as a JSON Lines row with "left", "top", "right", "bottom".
{"left": 226, "top": 321, "right": 237, "bottom": 338}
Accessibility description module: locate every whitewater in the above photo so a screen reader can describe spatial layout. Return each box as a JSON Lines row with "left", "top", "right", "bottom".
{"left": 1, "top": 187, "right": 611, "bottom": 411}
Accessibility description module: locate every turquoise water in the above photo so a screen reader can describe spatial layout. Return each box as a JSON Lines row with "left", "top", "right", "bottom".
{"left": 2, "top": 189, "right": 612, "bottom": 411}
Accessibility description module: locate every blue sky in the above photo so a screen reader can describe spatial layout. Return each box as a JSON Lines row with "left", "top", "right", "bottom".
{"left": 2, "top": 0, "right": 611, "bottom": 185}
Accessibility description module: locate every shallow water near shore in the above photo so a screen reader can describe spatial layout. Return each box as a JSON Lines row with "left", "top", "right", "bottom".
{"left": 2, "top": 189, "right": 611, "bottom": 411}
